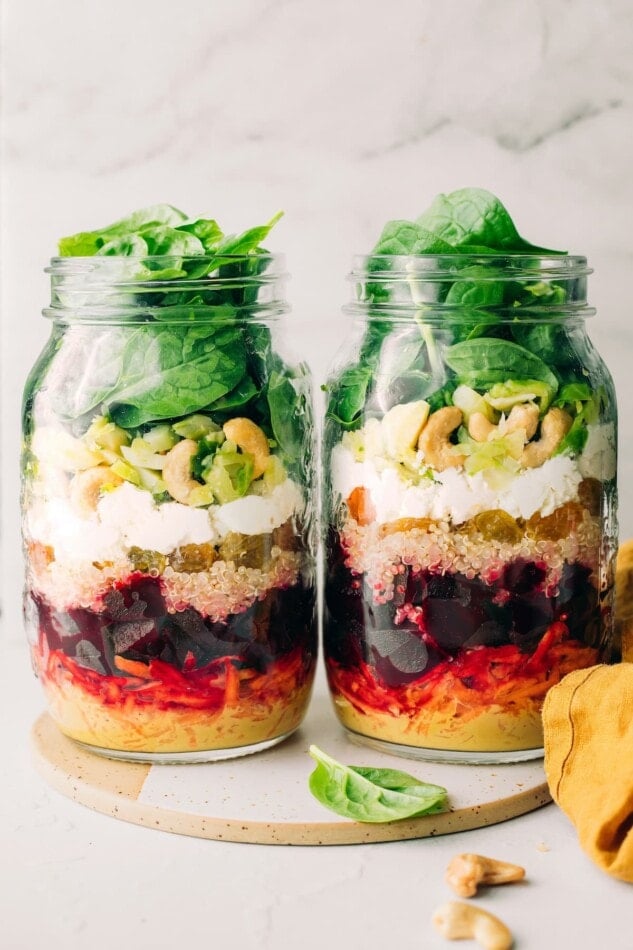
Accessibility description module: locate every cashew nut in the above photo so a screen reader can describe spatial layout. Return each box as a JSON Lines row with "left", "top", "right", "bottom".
{"left": 432, "top": 901, "right": 513, "bottom": 950}
{"left": 469, "top": 403, "right": 539, "bottom": 443}
{"left": 417, "top": 406, "right": 466, "bottom": 471}
{"left": 446, "top": 853, "right": 525, "bottom": 897}
{"left": 162, "top": 438, "right": 199, "bottom": 504}
{"left": 69, "top": 466, "right": 123, "bottom": 518}
{"left": 222, "top": 417, "right": 270, "bottom": 478}
{"left": 521, "top": 407, "right": 572, "bottom": 469}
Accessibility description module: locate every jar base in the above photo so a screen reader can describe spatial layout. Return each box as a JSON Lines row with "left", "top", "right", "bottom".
{"left": 71, "top": 728, "right": 298, "bottom": 765}
{"left": 344, "top": 728, "right": 544, "bottom": 765}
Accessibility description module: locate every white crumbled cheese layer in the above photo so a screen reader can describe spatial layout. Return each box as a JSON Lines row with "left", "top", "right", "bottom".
{"left": 212, "top": 480, "right": 304, "bottom": 536}
{"left": 331, "top": 443, "right": 586, "bottom": 524}
{"left": 27, "top": 479, "right": 304, "bottom": 566}
{"left": 579, "top": 422, "right": 617, "bottom": 481}
{"left": 98, "top": 484, "right": 216, "bottom": 553}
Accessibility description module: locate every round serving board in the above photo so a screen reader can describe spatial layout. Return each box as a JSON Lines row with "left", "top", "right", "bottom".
{"left": 31, "top": 686, "right": 551, "bottom": 845}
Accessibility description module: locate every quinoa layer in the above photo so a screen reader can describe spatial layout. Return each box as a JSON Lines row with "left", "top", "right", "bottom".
{"left": 27, "top": 540, "right": 303, "bottom": 621}
{"left": 338, "top": 506, "right": 604, "bottom": 606}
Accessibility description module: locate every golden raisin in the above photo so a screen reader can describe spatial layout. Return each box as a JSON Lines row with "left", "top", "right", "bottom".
{"left": 271, "top": 518, "right": 302, "bottom": 551}
{"left": 525, "top": 501, "right": 585, "bottom": 541}
{"left": 379, "top": 518, "right": 433, "bottom": 537}
{"left": 169, "top": 543, "right": 217, "bottom": 573}
{"left": 129, "top": 547, "right": 167, "bottom": 574}
{"left": 578, "top": 478, "right": 603, "bottom": 516}
{"left": 346, "top": 487, "right": 376, "bottom": 526}
{"left": 469, "top": 510, "right": 524, "bottom": 544}
{"left": 218, "top": 532, "right": 269, "bottom": 569}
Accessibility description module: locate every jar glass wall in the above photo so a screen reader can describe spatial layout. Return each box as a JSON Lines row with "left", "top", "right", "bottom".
{"left": 323, "top": 254, "right": 617, "bottom": 763}
{"left": 22, "top": 254, "right": 317, "bottom": 762}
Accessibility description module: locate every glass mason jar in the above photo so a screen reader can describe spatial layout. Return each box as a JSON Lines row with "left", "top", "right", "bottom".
{"left": 323, "top": 254, "right": 618, "bottom": 763}
{"left": 22, "top": 254, "right": 317, "bottom": 762}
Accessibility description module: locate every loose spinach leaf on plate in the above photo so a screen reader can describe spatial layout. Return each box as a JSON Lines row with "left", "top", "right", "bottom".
{"left": 308, "top": 745, "right": 448, "bottom": 823}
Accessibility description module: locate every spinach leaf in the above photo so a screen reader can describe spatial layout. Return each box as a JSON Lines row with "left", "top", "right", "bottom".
{"left": 134, "top": 225, "right": 205, "bottom": 257}
{"left": 325, "top": 364, "right": 375, "bottom": 429}
{"left": 442, "top": 265, "right": 507, "bottom": 342}
{"left": 54, "top": 207, "right": 286, "bottom": 437}
{"left": 59, "top": 204, "right": 187, "bottom": 256}
{"left": 58, "top": 207, "right": 282, "bottom": 279}
{"left": 372, "top": 220, "right": 455, "bottom": 257}
{"left": 369, "top": 331, "right": 434, "bottom": 410}
{"left": 337, "top": 188, "right": 571, "bottom": 433}
{"left": 416, "top": 188, "right": 563, "bottom": 253}
{"left": 106, "top": 325, "right": 246, "bottom": 428}
{"left": 209, "top": 374, "right": 259, "bottom": 413}
{"left": 426, "top": 379, "right": 458, "bottom": 412}
{"left": 97, "top": 234, "right": 151, "bottom": 257}
{"left": 444, "top": 338, "right": 559, "bottom": 392}
{"left": 176, "top": 218, "right": 224, "bottom": 248}
{"left": 267, "top": 369, "right": 310, "bottom": 461}
{"left": 49, "top": 326, "right": 129, "bottom": 420}
{"left": 308, "top": 745, "right": 448, "bottom": 823}
{"left": 445, "top": 271, "right": 505, "bottom": 309}
{"left": 511, "top": 322, "right": 564, "bottom": 365}
{"left": 212, "top": 212, "right": 283, "bottom": 258}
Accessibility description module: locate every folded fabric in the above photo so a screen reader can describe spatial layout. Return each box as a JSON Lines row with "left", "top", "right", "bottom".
{"left": 543, "top": 663, "right": 633, "bottom": 883}
{"left": 616, "top": 538, "right": 633, "bottom": 663}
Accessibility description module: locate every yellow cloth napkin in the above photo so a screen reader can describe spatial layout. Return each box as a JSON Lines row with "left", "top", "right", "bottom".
{"left": 543, "top": 663, "right": 633, "bottom": 883}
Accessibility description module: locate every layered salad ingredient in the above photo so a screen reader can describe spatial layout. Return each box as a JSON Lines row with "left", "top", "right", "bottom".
{"left": 324, "top": 188, "right": 617, "bottom": 755}
{"left": 23, "top": 205, "right": 316, "bottom": 756}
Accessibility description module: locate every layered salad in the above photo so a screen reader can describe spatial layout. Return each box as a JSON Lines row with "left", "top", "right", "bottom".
{"left": 22, "top": 206, "right": 316, "bottom": 759}
{"left": 324, "top": 189, "right": 617, "bottom": 758}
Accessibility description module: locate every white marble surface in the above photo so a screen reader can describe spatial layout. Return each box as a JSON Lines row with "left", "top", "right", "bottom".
{"left": 2, "top": 1, "right": 633, "bottom": 947}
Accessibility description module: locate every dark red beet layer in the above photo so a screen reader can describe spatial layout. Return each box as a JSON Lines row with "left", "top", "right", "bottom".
{"left": 29, "top": 574, "right": 317, "bottom": 679}
{"left": 324, "top": 533, "right": 609, "bottom": 689}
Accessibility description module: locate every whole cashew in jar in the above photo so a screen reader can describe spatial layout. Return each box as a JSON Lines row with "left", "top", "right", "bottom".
{"left": 468, "top": 403, "right": 539, "bottom": 443}
{"left": 70, "top": 466, "right": 123, "bottom": 518}
{"left": 162, "top": 439, "right": 199, "bottom": 504}
{"left": 521, "top": 407, "right": 572, "bottom": 468}
{"left": 417, "top": 406, "right": 466, "bottom": 472}
{"left": 222, "top": 417, "right": 270, "bottom": 478}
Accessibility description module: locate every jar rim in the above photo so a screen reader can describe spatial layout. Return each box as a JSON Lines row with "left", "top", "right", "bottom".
{"left": 349, "top": 253, "right": 591, "bottom": 280}
{"left": 44, "top": 252, "right": 289, "bottom": 322}
{"left": 46, "top": 252, "right": 285, "bottom": 280}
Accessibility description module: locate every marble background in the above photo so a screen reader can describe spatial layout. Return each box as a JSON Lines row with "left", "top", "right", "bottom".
{"left": 2, "top": 0, "right": 632, "bottom": 632}
{"left": 3, "top": 4, "right": 633, "bottom": 949}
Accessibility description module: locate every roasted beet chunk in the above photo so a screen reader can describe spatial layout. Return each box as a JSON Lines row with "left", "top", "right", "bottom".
{"left": 502, "top": 559, "right": 547, "bottom": 595}
{"left": 364, "top": 627, "right": 430, "bottom": 686}
{"left": 35, "top": 575, "right": 316, "bottom": 677}
{"left": 422, "top": 598, "right": 485, "bottom": 652}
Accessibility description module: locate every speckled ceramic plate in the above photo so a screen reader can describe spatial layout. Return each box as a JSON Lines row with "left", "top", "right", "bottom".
{"left": 31, "top": 687, "right": 551, "bottom": 845}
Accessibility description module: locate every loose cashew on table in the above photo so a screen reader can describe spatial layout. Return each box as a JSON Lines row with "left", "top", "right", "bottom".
{"left": 432, "top": 901, "right": 513, "bottom": 950}
{"left": 445, "top": 853, "right": 526, "bottom": 898}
